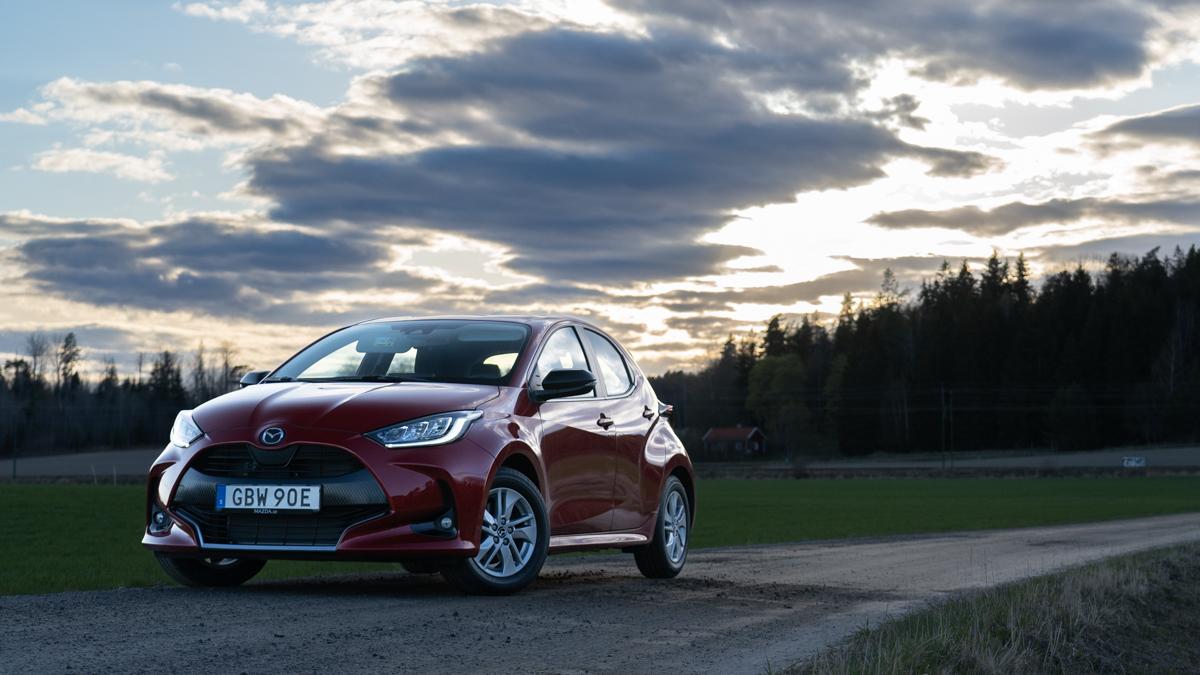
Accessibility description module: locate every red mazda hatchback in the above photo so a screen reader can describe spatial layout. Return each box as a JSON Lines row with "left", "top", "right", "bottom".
{"left": 143, "top": 316, "right": 694, "bottom": 594}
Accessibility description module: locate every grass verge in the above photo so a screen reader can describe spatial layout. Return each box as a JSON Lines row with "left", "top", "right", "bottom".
{"left": 3, "top": 476, "right": 1200, "bottom": 595}
{"left": 799, "top": 543, "right": 1200, "bottom": 674}
{"left": 693, "top": 476, "right": 1200, "bottom": 547}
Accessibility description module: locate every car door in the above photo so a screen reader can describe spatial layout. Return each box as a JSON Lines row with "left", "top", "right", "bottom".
{"left": 534, "top": 326, "right": 617, "bottom": 535}
{"left": 580, "top": 328, "right": 649, "bottom": 532}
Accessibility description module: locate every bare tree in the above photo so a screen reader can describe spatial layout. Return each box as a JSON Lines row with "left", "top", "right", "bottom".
{"left": 24, "top": 332, "right": 50, "bottom": 384}
{"left": 216, "top": 342, "right": 247, "bottom": 395}
{"left": 44, "top": 333, "right": 66, "bottom": 392}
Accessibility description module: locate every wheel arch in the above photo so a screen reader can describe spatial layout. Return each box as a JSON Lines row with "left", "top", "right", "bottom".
{"left": 668, "top": 465, "right": 696, "bottom": 526}
{"left": 493, "top": 442, "right": 543, "bottom": 495}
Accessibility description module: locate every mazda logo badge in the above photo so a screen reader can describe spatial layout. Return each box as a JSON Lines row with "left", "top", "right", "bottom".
{"left": 260, "top": 427, "right": 285, "bottom": 445}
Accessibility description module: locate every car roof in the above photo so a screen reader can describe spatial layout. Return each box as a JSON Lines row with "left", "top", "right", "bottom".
{"left": 362, "top": 315, "right": 602, "bottom": 332}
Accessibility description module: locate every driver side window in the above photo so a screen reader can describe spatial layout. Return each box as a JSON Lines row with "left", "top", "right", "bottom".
{"left": 534, "top": 327, "right": 594, "bottom": 398}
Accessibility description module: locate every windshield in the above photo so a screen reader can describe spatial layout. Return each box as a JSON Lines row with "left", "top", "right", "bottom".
{"left": 269, "top": 320, "right": 530, "bottom": 386}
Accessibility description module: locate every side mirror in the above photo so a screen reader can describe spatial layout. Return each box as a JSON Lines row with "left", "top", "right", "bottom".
{"left": 532, "top": 369, "right": 596, "bottom": 402}
{"left": 239, "top": 370, "right": 271, "bottom": 388}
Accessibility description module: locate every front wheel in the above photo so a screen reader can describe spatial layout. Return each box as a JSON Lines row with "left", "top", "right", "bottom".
{"left": 155, "top": 553, "right": 266, "bottom": 587}
{"left": 634, "top": 476, "right": 690, "bottom": 578}
{"left": 441, "top": 467, "right": 549, "bottom": 595}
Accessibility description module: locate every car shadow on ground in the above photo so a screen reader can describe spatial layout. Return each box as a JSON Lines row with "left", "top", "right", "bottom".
{"left": 237, "top": 567, "right": 870, "bottom": 609}
{"left": 240, "top": 567, "right": 640, "bottom": 598}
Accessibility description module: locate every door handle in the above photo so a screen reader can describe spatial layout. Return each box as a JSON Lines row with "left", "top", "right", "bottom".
{"left": 597, "top": 413, "right": 614, "bottom": 430}
{"left": 642, "top": 406, "right": 655, "bottom": 420}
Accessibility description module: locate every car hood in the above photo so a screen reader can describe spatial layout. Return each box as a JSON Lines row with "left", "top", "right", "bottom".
{"left": 193, "top": 381, "right": 501, "bottom": 434}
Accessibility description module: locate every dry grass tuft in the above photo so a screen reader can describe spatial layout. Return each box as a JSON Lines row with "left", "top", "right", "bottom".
{"left": 799, "top": 543, "right": 1200, "bottom": 674}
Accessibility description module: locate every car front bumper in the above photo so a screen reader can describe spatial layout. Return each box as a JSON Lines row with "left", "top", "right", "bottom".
{"left": 141, "top": 425, "right": 495, "bottom": 561}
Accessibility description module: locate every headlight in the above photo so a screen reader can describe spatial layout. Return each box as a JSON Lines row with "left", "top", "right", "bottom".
{"left": 365, "top": 410, "right": 483, "bottom": 448}
{"left": 169, "top": 410, "right": 204, "bottom": 448}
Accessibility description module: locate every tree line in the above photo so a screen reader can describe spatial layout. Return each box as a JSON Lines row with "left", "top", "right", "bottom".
{"left": 3, "top": 246, "right": 1198, "bottom": 461}
{"left": 650, "top": 247, "right": 1200, "bottom": 459}
{"left": 1, "top": 338, "right": 247, "bottom": 457}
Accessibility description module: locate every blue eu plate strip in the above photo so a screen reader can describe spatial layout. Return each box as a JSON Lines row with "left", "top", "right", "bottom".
{"left": 215, "top": 484, "right": 226, "bottom": 510}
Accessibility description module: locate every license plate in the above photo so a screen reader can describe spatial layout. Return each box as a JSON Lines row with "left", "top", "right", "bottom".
{"left": 216, "top": 484, "right": 321, "bottom": 512}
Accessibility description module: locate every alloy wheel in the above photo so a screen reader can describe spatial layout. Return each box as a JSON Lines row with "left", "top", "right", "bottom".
{"left": 473, "top": 486, "right": 538, "bottom": 578}
{"left": 663, "top": 490, "right": 688, "bottom": 565}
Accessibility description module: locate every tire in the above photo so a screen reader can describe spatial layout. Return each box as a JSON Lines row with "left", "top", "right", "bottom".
{"left": 155, "top": 553, "right": 266, "bottom": 587}
{"left": 634, "top": 476, "right": 690, "bottom": 579}
{"left": 441, "top": 467, "right": 549, "bottom": 595}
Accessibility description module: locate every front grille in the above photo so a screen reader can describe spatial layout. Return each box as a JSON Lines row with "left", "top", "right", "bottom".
{"left": 191, "top": 444, "right": 364, "bottom": 479}
{"left": 177, "top": 505, "right": 387, "bottom": 547}
{"left": 175, "top": 443, "right": 388, "bottom": 549}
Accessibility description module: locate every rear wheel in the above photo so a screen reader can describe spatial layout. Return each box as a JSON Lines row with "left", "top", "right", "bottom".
{"left": 441, "top": 467, "right": 548, "bottom": 595}
{"left": 634, "top": 476, "right": 689, "bottom": 578}
{"left": 155, "top": 553, "right": 266, "bottom": 587}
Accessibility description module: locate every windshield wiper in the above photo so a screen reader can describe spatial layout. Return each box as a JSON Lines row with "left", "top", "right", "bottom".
{"left": 260, "top": 376, "right": 296, "bottom": 383}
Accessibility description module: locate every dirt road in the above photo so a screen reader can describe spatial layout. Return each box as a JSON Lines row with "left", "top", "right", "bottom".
{"left": 4, "top": 513, "right": 1199, "bottom": 674}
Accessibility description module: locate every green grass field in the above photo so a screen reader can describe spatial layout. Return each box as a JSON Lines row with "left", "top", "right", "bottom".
{"left": 3, "top": 476, "right": 1200, "bottom": 596}
{"left": 799, "top": 543, "right": 1200, "bottom": 673}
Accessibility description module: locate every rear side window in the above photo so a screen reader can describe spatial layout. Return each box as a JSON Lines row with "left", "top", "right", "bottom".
{"left": 583, "top": 329, "right": 633, "bottom": 395}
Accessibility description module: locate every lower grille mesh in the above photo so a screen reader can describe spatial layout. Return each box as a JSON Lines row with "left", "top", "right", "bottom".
{"left": 177, "top": 505, "right": 387, "bottom": 547}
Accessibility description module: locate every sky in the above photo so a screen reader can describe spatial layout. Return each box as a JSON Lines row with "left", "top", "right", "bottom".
{"left": 2, "top": 0, "right": 1200, "bottom": 377}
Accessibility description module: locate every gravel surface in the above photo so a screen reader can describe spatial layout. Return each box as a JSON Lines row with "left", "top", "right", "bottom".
{"left": 4, "top": 513, "right": 1200, "bottom": 674}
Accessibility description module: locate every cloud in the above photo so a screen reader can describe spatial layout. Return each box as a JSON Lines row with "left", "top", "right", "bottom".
{"left": 0, "top": 108, "right": 47, "bottom": 125}
{"left": 181, "top": 0, "right": 1181, "bottom": 92}
{"left": 33, "top": 77, "right": 324, "bottom": 150}
{"left": 664, "top": 314, "right": 756, "bottom": 345}
{"left": 32, "top": 148, "right": 173, "bottom": 183}
{"left": 8, "top": 213, "right": 437, "bottom": 323}
{"left": 175, "top": 0, "right": 267, "bottom": 23}
{"left": 177, "top": 0, "right": 632, "bottom": 70}
{"left": 868, "top": 197, "right": 1200, "bottom": 235}
{"left": 623, "top": 0, "right": 1162, "bottom": 91}
{"left": 9, "top": 0, "right": 1194, "bottom": 372}
{"left": 0, "top": 325, "right": 141, "bottom": 360}
{"left": 657, "top": 256, "right": 957, "bottom": 315}
{"left": 1096, "top": 103, "right": 1200, "bottom": 144}
{"left": 1032, "top": 230, "right": 1200, "bottom": 263}
{"left": 0, "top": 212, "right": 132, "bottom": 238}
{"left": 246, "top": 28, "right": 992, "bottom": 285}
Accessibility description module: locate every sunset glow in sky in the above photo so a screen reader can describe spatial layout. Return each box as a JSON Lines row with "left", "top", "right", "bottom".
{"left": 2, "top": 0, "right": 1200, "bottom": 375}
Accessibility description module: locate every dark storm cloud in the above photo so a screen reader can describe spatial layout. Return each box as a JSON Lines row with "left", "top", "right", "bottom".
{"left": 621, "top": 0, "right": 1157, "bottom": 90}
{"left": 1097, "top": 104, "right": 1200, "bottom": 144}
{"left": 869, "top": 198, "right": 1200, "bottom": 235}
{"left": 13, "top": 216, "right": 435, "bottom": 323}
{"left": 248, "top": 29, "right": 993, "bottom": 285}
